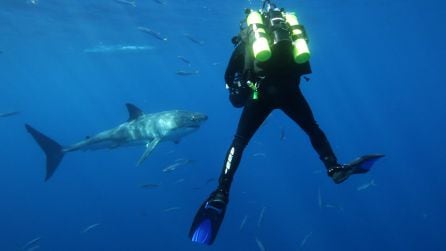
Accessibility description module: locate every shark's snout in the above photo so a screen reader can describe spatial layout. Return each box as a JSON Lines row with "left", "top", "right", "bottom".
{"left": 192, "top": 113, "right": 208, "bottom": 122}
{"left": 173, "top": 111, "right": 208, "bottom": 129}
{"left": 186, "top": 113, "right": 207, "bottom": 129}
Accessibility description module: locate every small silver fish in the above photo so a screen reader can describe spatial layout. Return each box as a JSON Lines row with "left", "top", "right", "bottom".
{"left": 81, "top": 223, "right": 101, "bottom": 233}
{"left": 177, "top": 56, "right": 191, "bottom": 65}
{"left": 184, "top": 33, "right": 204, "bottom": 45}
{"left": 115, "top": 0, "right": 136, "bottom": 7}
{"left": 0, "top": 111, "right": 20, "bottom": 118}
{"left": 153, "top": 0, "right": 166, "bottom": 4}
{"left": 174, "top": 178, "right": 185, "bottom": 184}
{"left": 357, "top": 179, "right": 376, "bottom": 191}
{"left": 252, "top": 152, "right": 266, "bottom": 158}
{"left": 83, "top": 45, "right": 154, "bottom": 53}
{"left": 138, "top": 26, "right": 167, "bottom": 41}
{"left": 299, "top": 231, "right": 313, "bottom": 249}
{"left": 162, "top": 162, "right": 182, "bottom": 173}
{"left": 239, "top": 215, "right": 248, "bottom": 232}
{"left": 176, "top": 70, "right": 199, "bottom": 76}
{"left": 257, "top": 206, "right": 266, "bottom": 228}
{"left": 27, "top": 0, "right": 38, "bottom": 5}
{"left": 140, "top": 183, "right": 160, "bottom": 189}
{"left": 255, "top": 237, "right": 266, "bottom": 251}
{"left": 162, "top": 165, "right": 178, "bottom": 173}
{"left": 163, "top": 159, "right": 194, "bottom": 172}
{"left": 163, "top": 206, "right": 181, "bottom": 212}
{"left": 174, "top": 158, "right": 194, "bottom": 165}
{"left": 22, "top": 237, "right": 41, "bottom": 250}
{"left": 324, "top": 203, "right": 344, "bottom": 212}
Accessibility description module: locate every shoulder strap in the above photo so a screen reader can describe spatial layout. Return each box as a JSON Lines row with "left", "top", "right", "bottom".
{"left": 243, "top": 40, "right": 258, "bottom": 82}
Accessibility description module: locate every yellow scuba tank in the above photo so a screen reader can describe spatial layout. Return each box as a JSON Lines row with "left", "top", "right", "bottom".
{"left": 246, "top": 10, "right": 271, "bottom": 62}
{"left": 285, "top": 12, "right": 311, "bottom": 64}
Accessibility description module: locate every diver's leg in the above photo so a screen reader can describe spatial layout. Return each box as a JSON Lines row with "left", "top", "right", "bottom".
{"left": 280, "top": 87, "right": 341, "bottom": 174}
{"left": 280, "top": 87, "right": 384, "bottom": 184}
{"left": 189, "top": 100, "right": 271, "bottom": 244}
{"left": 218, "top": 99, "right": 272, "bottom": 194}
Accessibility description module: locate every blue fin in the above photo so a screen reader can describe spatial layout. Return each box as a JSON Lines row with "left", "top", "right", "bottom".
{"left": 351, "top": 154, "right": 385, "bottom": 174}
{"left": 191, "top": 219, "right": 213, "bottom": 244}
{"left": 331, "top": 154, "right": 384, "bottom": 184}
{"left": 189, "top": 190, "right": 227, "bottom": 245}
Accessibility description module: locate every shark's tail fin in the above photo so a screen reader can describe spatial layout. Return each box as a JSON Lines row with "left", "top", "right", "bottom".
{"left": 25, "top": 124, "right": 64, "bottom": 181}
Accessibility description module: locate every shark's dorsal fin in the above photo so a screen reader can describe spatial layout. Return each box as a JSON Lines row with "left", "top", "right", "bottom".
{"left": 126, "top": 103, "right": 144, "bottom": 121}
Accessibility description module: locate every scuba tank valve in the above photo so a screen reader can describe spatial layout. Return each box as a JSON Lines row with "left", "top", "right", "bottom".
{"left": 267, "top": 8, "right": 292, "bottom": 48}
{"left": 285, "top": 12, "right": 311, "bottom": 64}
{"left": 247, "top": 81, "right": 259, "bottom": 100}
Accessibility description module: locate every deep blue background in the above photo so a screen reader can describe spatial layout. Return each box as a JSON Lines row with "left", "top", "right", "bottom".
{"left": 1, "top": 0, "right": 445, "bottom": 250}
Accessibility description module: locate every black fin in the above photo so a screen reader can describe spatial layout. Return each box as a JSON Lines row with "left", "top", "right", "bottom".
{"left": 25, "top": 124, "right": 64, "bottom": 181}
{"left": 126, "top": 103, "right": 144, "bottom": 121}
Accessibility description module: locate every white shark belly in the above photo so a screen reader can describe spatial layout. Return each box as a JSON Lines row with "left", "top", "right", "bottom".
{"left": 65, "top": 124, "right": 154, "bottom": 152}
{"left": 161, "top": 127, "right": 198, "bottom": 142}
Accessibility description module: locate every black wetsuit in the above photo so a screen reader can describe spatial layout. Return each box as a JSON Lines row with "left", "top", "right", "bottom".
{"left": 218, "top": 41, "right": 339, "bottom": 193}
{"left": 189, "top": 12, "right": 382, "bottom": 245}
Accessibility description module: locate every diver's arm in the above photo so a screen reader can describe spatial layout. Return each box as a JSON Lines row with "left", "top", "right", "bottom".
{"left": 224, "top": 42, "right": 245, "bottom": 87}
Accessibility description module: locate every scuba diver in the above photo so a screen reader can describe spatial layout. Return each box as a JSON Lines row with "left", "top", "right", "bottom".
{"left": 189, "top": 0, "right": 384, "bottom": 245}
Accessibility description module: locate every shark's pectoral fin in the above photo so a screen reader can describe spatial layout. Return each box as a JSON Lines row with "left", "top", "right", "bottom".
{"left": 137, "top": 138, "right": 161, "bottom": 166}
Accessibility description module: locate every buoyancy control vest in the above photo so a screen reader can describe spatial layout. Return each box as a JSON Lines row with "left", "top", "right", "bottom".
{"left": 227, "top": 2, "right": 312, "bottom": 107}
{"left": 243, "top": 6, "right": 312, "bottom": 79}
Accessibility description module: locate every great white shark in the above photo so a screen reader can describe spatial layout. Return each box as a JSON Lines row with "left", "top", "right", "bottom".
{"left": 25, "top": 103, "right": 207, "bottom": 181}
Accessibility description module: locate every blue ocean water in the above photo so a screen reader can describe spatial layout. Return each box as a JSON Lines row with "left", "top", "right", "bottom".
{"left": 1, "top": 0, "right": 445, "bottom": 250}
